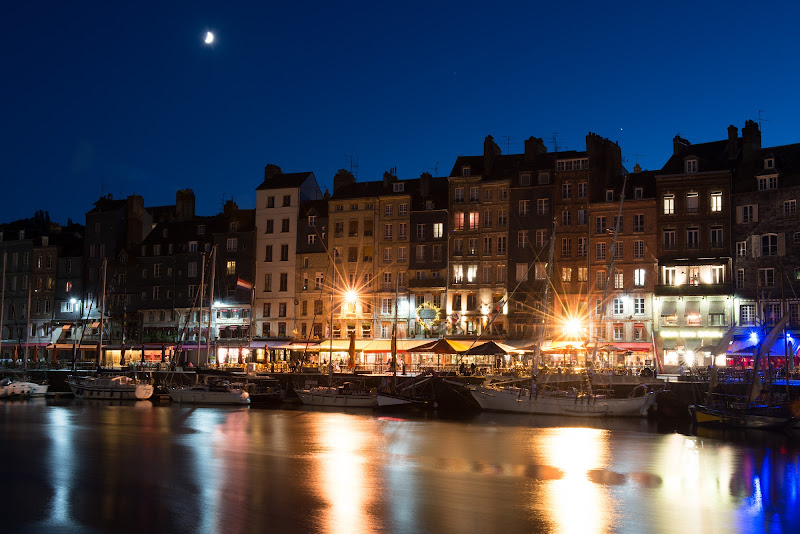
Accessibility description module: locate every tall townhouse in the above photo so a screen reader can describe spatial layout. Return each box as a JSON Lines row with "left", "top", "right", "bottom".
{"left": 295, "top": 197, "right": 329, "bottom": 344}
{"left": 654, "top": 130, "right": 734, "bottom": 370}
{"left": 51, "top": 229, "right": 84, "bottom": 360}
{"left": 327, "top": 174, "right": 382, "bottom": 346}
{"left": 30, "top": 234, "right": 58, "bottom": 357}
{"left": 254, "top": 165, "right": 323, "bottom": 342}
{"left": 586, "top": 169, "right": 658, "bottom": 368}
{"left": 509, "top": 137, "right": 552, "bottom": 341}
{"left": 209, "top": 202, "right": 255, "bottom": 364}
{"left": 408, "top": 173, "right": 449, "bottom": 337}
{"left": 731, "top": 121, "right": 800, "bottom": 349}
{"left": 0, "top": 225, "right": 35, "bottom": 359}
{"left": 448, "top": 136, "right": 512, "bottom": 340}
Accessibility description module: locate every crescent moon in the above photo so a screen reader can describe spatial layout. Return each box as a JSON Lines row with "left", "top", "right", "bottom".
{"left": 204, "top": 32, "right": 214, "bottom": 44}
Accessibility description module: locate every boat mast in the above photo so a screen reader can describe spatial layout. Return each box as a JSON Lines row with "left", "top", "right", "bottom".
{"left": 532, "top": 216, "right": 557, "bottom": 389}
{"left": 0, "top": 251, "right": 6, "bottom": 359}
{"left": 25, "top": 280, "right": 32, "bottom": 370}
{"left": 205, "top": 245, "right": 216, "bottom": 367}
{"left": 98, "top": 257, "right": 107, "bottom": 368}
{"left": 197, "top": 251, "right": 206, "bottom": 367}
{"left": 392, "top": 276, "right": 398, "bottom": 388}
{"left": 589, "top": 174, "right": 628, "bottom": 370}
{"left": 329, "top": 248, "right": 335, "bottom": 380}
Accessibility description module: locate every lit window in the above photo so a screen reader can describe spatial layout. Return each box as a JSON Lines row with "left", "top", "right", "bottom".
{"left": 710, "top": 192, "right": 722, "bottom": 212}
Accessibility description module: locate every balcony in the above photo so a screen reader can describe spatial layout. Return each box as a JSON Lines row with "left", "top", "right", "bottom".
{"left": 655, "top": 283, "right": 731, "bottom": 297}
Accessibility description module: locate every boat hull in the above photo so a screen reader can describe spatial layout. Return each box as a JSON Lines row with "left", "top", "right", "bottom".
{"left": 296, "top": 389, "right": 377, "bottom": 408}
{"left": 168, "top": 387, "right": 250, "bottom": 405}
{"left": 68, "top": 376, "right": 154, "bottom": 400}
{"left": 1, "top": 381, "right": 49, "bottom": 398}
{"left": 470, "top": 386, "right": 654, "bottom": 417}
{"left": 690, "top": 404, "right": 793, "bottom": 429}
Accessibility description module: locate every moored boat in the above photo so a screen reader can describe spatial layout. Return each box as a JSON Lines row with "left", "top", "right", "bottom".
{"left": 296, "top": 382, "right": 377, "bottom": 408}
{"left": 167, "top": 377, "right": 250, "bottom": 405}
{"left": 67, "top": 375, "right": 154, "bottom": 400}
{"left": 469, "top": 383, "right": 655, "bottom": 417}
{"left": 0, "top": 378, "right": 49, "bottom": 399}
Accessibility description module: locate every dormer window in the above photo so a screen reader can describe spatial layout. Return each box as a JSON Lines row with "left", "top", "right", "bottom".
{"left": 634, "top": 187, "right": 643, "bottom": 199}
{"left": 605, "top": 189, "right": 614, "bottom": 202}
{"left": 197, "top": 225, "right": 205, "bottom": 235}
{"left": 537, "top": 172, "right": 550, "bottom": 185}
{"left": 765, "top": 158, "right": 775, "bottom": 170}
{"left": 162, "top": 229, "right": 168, "bottom": 238}
{"left": 308, "top": 215, "right": 317, "bottom": 227}
{"left": 462, "top": 166, "right": 471, "bottom": 176}
{"left": 393, "top": 182, "right": 405, "bottom": 192}
{"left": 229, "top": 221, "right": 238, "bottom": 232}
{"left": 685, "top": 159, "right": 698, "bottom": 173}
{"left": 520, "top": 174, "right": 531, "bottom": 186}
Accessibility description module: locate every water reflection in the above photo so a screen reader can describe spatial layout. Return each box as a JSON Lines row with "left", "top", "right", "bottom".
{"left": 0, "top": 402, "right": 798, "bottom": 533}
{"left": 539, "top": 428, "right": 612, "bottom": 534}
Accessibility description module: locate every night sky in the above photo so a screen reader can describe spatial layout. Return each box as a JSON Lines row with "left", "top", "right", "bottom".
{"left": 3, "top": 1, "right": 799, "bottom": 224}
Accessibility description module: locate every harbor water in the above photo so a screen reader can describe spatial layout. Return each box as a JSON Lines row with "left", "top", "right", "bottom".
{"left": 1, "top": 400, "right": 798, "bottom": 534}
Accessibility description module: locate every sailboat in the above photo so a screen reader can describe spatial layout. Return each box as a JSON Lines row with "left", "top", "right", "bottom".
{"left": 469, "top": 189, "right": 656, "bottom": 417}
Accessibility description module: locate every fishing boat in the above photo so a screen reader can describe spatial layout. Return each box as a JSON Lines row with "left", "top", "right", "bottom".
{"left": 167, "top": 377, "right": 250, "bottom": 405}
{"left": 690, "top": 315, "right": 797, "bottom": 429}
{"left": 0, "top": 377, "right": 49, "bottom": 399}
{"left": 376, "top": 370, "right": 438, "bottom": 409}
{"left": 239, "top": 376, "right": 285, "bottom": 405}
{"left": 295, "top": 381, "right": 377, "bottom": 408}
{"left": 67, "top": 375, "right": 153, "bottom": 400}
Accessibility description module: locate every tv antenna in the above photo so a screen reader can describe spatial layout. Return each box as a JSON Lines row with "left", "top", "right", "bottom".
{"left": 428, "top": 161, "right": 440, "bottom": 175}
{"left": 500, "top": 136, "right": 515, "bottom": 154}
{"left": 757, "top": 109, "right": 769, "bottom": 131}
{"left": 547, "top": 132, "right": 561, "bottom": 152}
{"left": 344, "top": 154, "right": 359, "bottom": 177}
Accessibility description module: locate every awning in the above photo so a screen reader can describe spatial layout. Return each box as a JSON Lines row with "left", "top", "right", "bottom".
{"left": 362, "top": 339, "right": 433, "bottom": 352}
{"left": 61, "top": 324, "right": 71, "bottom": 330}
{"left": 726, "top": 338, "right": 756, "bottom": 356}
{"left": 311, "top": 339, "right": 373, "bottom": 351}
{"left": 684, "top": 300, "right": 701, "bottom": 315}
{"left": 708, "top": 300, "right": 725, "bottom": 314}
{"left": 600, "top": 342, "right": 652, "bottom": 352}
{"left": 662, "top": 340, "right": 676, "bottom": 350}
{"left": 660, "top": 301, "right": 677, "bottom": 316}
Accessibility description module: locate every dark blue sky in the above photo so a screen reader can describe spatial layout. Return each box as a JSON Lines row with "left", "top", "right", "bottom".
{"left": 3, "top": 1, "right": 799, "bottom": 224}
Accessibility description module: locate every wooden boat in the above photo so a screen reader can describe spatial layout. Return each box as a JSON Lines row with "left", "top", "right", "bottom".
{"left": 296, "top": 382, "right": 377, "bottom": 408}
{"left": 67, "top": 375, "right": 153, "bottom": 400}
{"left": 469, "top": 383, "right": 654, "bottom": 417}
{"left": 168, "top": 377, "right": 250, "bottom": 405}
{"left": 376, "top": 371, "right": 438, "bottom": 410}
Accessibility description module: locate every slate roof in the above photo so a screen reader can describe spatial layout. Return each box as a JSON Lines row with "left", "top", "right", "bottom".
{"left": 658, "top": 139, "right": 733, "bottom": 175}
{"left": 256, "top": 172, "right": 315, "bottom": 191}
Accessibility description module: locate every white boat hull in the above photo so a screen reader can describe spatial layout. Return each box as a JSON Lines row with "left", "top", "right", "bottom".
{"left": 470, "top": 386, "right": 654, "bottom": 417}
{"left": 376, "top": 394, "right": 415, "bottom": 407}
{"left": 168, "top": 387, "right": 250, "bottom": 405}
{"left": 296, "top": 389, "right": 377, "bottom": 408}
{"left": 1, "top": 381, "right": 49, "bottom": 398}
{"left": 68, "top": 376, "right": 154, "bottom": 400}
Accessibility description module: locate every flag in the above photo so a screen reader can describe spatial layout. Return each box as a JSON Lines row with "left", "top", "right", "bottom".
{"left": 237, "top": 278, "right": 253, "bottom": 291}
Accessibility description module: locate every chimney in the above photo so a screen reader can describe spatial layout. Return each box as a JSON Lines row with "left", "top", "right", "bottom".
{"left": 673, "top": 135, "right": 690, "bottom": 155}
{"left": 634, "top": 163, "right": 642, "bottom": 173}
{"left": 264, "top": 164, "right": 282, "bottom": 180}
{"left": 382, "top": 170, "right": 395, "bottom": 189}
{"left": 332, "top": 169, "right": 355, "bottom": 193}
{"left": 419, "top": 172, "right": 432, "bottom": 197}
{"left": 742, "top": 120, "right": 761, "bottom": 162}
{"left": 223, "top": 200, "right": 238, "bottom": 216}
{"left": 125, "top": 194, "right": 146, "bottom": 247}
{"left": 524, "top": 136, "right": 547, "bottom": 161}
{"left": 727, "top": 125, "right": 738, "bottom": 160}
{"left": 483, "top": 135, "right": 501, "bottom": 175}
{"left": 175, "top": 189, "right": 195, "bottom": 221}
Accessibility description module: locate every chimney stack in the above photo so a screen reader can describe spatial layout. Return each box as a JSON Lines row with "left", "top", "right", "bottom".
{"left": 673, "top": 135, "right": 690, "bottom": 155}
{"left": 742, "top": 120, "right": 761, "bottom": 162}
{"left": 264, "top": 164, "right": 282, "bottom": 180}
{"left": 483, "top": 135, "right": 501, "bottom": 175}
{"left": 419, "top": 172, "right": 432, "bottom": 197}
{"left": 524, "top": 136, "right": 547, "bottom": 161}
{"left": 332, "top": 169, "right": 355, "bottom": 193}
{"left": 727, "top": 125, "right": 739, "bottom": 160}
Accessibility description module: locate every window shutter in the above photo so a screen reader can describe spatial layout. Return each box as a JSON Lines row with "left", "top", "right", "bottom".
{"left": 778, "top": 233, "right": 786, "bottom": 256}
{"left": 735, "top": 206, "right": 742, "bottom": 224}
{"left": 753, "top": 204, "right": 759, "bottom": 222}
{"left": 751, "top": 234, "right": 760, "bottom": 258}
